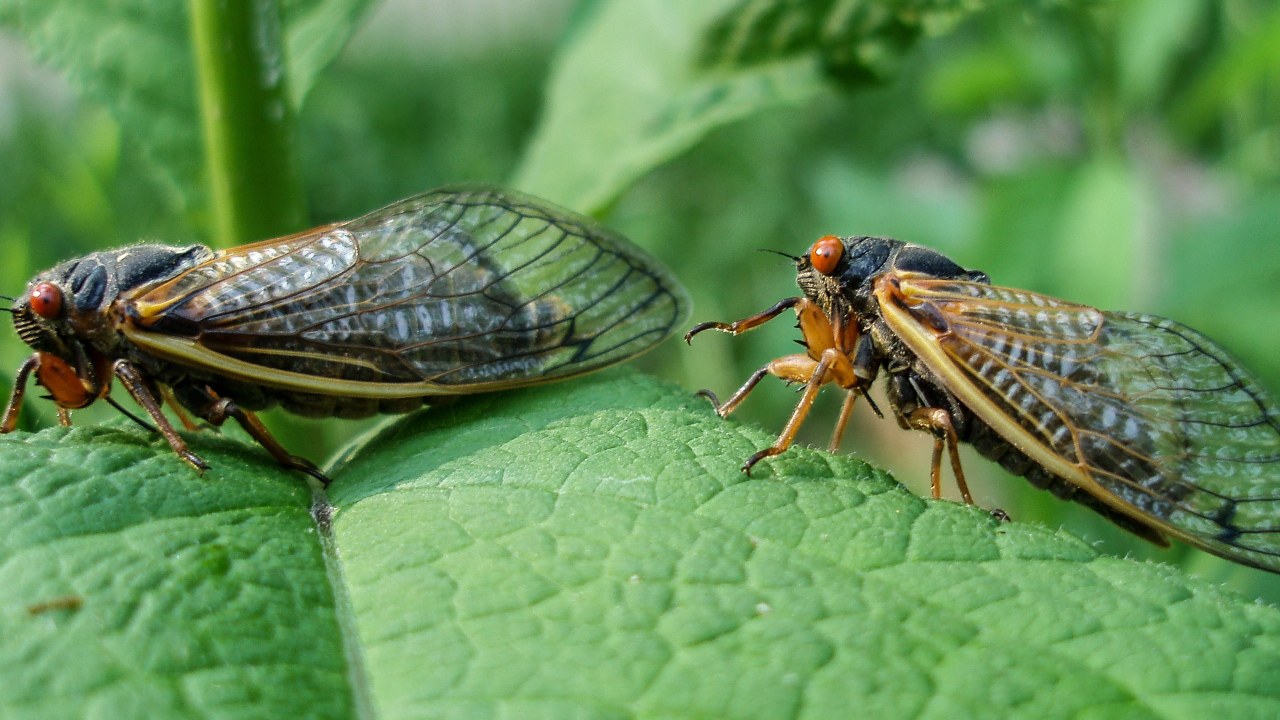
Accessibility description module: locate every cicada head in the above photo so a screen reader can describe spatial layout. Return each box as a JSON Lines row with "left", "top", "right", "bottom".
{"left": 796, "top": 236, "right": 901, "bottom": 318}
{"left": 796, "top": 235, "right": 990, "bottom": 319}
{"left": 9, "top": 244, "right": 213, "bottom": 405}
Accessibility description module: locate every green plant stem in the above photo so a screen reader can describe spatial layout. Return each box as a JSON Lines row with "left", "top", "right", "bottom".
{"left": 188, "top": 0, "right": 307, "bottom": 247}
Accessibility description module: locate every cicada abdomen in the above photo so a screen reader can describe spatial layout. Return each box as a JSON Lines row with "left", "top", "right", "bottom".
{"left": 3, "top": 186, "right": 688, "bottom": 483}
{"left": 687, "top": 234, "right": 1280, "bottom": 573}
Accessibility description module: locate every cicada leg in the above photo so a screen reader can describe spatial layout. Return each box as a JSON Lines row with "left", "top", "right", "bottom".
{"left": 692, "top": 297, "right": 874, "bottom": 474}
{"left": 742, "top": 345, "right": 849, "bottom": 471}
{"left": 690, "top": 296, "right": 815, "bottom": 418}
{"left": 1, "top": 355, "right": 39, "bottom": 433}
{"left": 693, "top": 297, "right": 841, "bottom": 420}
{"left": 696, "top": 364, "right": 770, "bottom": 419}
{"left": 202, "top": 398, "right": 331, "bottom": 487}
{"left": 161, "top": 385, "right": 200, "bottom": 432}
{"left": 112, "top": 360, "right": 211, "bottom": 474}
{"left": 684, "top": 297, "right": 802, "bottom": 343}
{"left": 905, "top": 407, "right": 973, "bottom": 504}
{"left": 828, "top": 391, "right": 859, "bottom": 452}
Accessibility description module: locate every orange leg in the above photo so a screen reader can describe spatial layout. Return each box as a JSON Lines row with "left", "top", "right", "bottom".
{"left": 685, "top": 297, "right": 802, "bottom": 343}
{"left": 742, "top": 352, "right": 835, "bottom": 474}
{"left": 693, "top": 295, "right": 875, "bottom": 474}
{"left": 742, "top": 347, "right": 863, "bottom": 474}
{"left": 906, "top": 407, "right": 973, "bottom": 504}
{"left": 699, "top": 352, "right": 827, "bottom": 418}
{"left": 828, "top": 391, "right": 858, "bottom": 452}
{"left": 161, "top": 385, "right": 201, "bottom": 432}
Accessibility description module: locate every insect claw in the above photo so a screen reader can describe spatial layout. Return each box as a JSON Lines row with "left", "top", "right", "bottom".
{"left": 288, "top": 456, "right": 332, "bottom": 487}
{"left": 180, "top": 450, "right": 211, "bottom": 475}
{"left": 695, "top": 388, "right": 722, "bottom": 408}
{"left": 742, "top": 447, "right": 781, "bottom": 475}
{"left": 684, "top": 322, "right": 727, "bottom": 343}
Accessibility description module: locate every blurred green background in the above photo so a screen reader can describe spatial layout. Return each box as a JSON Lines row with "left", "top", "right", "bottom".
{"left": 1, "top": 0, "right": 1279, "bottom": 596}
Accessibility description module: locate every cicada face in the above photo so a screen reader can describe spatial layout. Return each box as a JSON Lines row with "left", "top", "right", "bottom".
{"left": 688, "top": 234, "right": 1280, "bottom": 573}
{"left": 3, "top": 186, "right": 689, "bottom": 483}
{"left": 9, "top": 245, "right": 214, "bottom": 410}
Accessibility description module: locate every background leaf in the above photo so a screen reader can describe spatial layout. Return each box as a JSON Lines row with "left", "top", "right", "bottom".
{"left": 0, "top": 0, "right": 377, "bottom": 223}
{"left": 512, "top": 0, "right": 828, "bottom": 212}
{"left": 4, "top": 373, "right": 1280, "bottom": 718}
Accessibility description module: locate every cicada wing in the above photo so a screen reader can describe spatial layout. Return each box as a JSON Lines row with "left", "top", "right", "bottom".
{"left": 879, "top": 277, "right": 1280, "bottom": 571}
{"left": 126, "top": 186, "right": 688, "bottom": 395}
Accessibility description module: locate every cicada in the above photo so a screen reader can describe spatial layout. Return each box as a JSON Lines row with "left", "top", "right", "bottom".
{"left": 3, "top": 186, "right": 687, "bottom": 483}
{"left": 687, "top": 235, "right": 1280, "bottom": 572}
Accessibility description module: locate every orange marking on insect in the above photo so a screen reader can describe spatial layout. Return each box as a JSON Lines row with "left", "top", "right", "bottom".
{"left": 34, "top": 353, "right": 94, "bottom": 409}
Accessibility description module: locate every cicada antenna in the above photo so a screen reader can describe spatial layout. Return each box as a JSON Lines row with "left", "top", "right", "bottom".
{"left": 758, "top": 249, "right": 800, "bottom": 262}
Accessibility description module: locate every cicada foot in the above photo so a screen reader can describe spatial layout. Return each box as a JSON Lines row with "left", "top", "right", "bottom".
{"left": 743, "top": 446, "right": 787, "bottom": 476}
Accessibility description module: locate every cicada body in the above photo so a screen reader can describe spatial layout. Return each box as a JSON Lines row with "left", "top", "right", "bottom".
{"left": 3, "top": 186, "right": 688, "bottom": 482}
{"left": 687, "top": 235, "right": 1280, "bottom": 572}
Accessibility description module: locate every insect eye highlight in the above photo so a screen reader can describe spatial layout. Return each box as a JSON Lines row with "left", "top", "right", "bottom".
{"left": 29, "top": 282, "right": 64, "bottom": 319}
{"left": 809, "top": 235, "right": 844, "bottom": 276}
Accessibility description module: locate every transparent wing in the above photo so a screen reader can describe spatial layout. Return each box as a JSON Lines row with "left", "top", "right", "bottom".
{"left": 889, "top": 278, "right": 1280, "bottom": 570}
{"left": 129, "top": 186, "right": 688, "bottom": 390}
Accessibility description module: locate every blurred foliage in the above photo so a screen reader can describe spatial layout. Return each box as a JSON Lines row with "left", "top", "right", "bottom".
{"left": 1, "top": 0, "right": 1279, "bottom": 599}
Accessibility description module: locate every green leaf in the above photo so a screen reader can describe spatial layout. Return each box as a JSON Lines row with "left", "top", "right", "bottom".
{"left": 4, "top": 372, "right": 1280, "bottom": 718}
{"left": 511, "top": 0, "right": 827, "bottom": 213}
{"left": 0, "top": 0, "right": 377, "bottom": 220}
{"left": 0, "top": 425, "right": 352, "bottom": 718}
{"left": 698, "top": 0, "right": 979, "bottom": 83}
{"left": 512, "top": 0, "right": 1009, "bottom": 215}
{"left": 1114, "top": 0, "right": 1204, "bottom": 110}
{"left": 1171, "top": 2, "right": 1280, "bottom": 138}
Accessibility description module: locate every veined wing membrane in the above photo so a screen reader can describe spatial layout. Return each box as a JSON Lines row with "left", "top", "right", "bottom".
{"left": 126, "top": 187, "right": 687, "bottom": 394}
{"left": 882, "top": 277, "right": 1280, "bottom": 570}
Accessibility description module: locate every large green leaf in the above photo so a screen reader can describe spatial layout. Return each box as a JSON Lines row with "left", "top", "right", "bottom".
{"left": 512, "top": 0, "right": 1006, "bottom": 214}
{"left": 512, "top": 0, "right": 827, "bottom": 213}
{"left": 0, "top": 0, "right": 377, "bottom": 217}
{"left": 3, "top": 371, "right": 1280, "bottom": 718}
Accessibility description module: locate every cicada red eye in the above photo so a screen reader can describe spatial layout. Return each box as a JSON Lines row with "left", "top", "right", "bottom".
{"left": 809, "top": 236, "right": 844, "bottom": 275}
{"left": 29, "top": 282, "right": 63, "bottom": 319}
